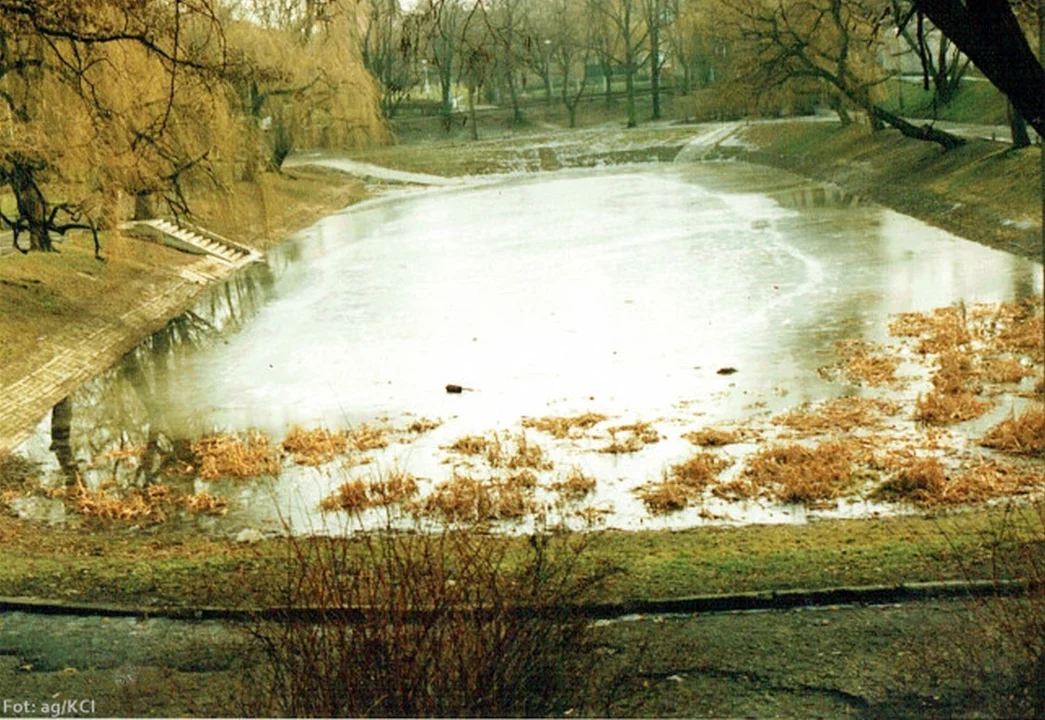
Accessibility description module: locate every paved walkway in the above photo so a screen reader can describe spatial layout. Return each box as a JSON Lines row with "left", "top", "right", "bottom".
{"left": 0, "top": 257, "right": 234, "bottom": 455}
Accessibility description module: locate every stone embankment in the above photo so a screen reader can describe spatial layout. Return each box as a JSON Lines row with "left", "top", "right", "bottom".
{"left": 0, "top": 257, "right": 234, "bottom": 454}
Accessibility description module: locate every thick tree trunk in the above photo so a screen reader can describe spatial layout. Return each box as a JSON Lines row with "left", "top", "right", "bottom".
{"left": 10, "top": 161, "right": 52, "bottom": 252}
{"left": 1008, "top": 100, "right": 1031, "bottom": 148}
{"left": 650, "top": 27, "right": 661, "bottom": 120}
{"left": 468, "top": 84, "right": 479, "bottom": 141}
{"left": 914, "top": 0, "right": 1045, "bottom": 136}
{"left": 869, "top": 105, "right": 965, "bottom": 149}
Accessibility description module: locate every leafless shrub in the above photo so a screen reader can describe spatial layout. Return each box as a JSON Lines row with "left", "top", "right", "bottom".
{"left": 240, "top": 523, "right": 623, "bottom": 717}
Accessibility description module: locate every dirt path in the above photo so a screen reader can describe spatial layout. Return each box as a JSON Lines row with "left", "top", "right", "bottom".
{"left": 0, "top": 598, "right": 1029, "bottom": 717}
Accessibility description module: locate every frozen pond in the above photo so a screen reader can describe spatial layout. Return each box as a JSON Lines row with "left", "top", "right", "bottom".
{"left": 16, "top": 161, "right": 1044, "bottom": 534}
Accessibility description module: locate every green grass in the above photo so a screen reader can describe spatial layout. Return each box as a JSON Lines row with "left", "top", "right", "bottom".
{"left": 880, "top": 78, "right": 1010, "bottom": 126}
{"left": 0, "top": 504, "right": 1039, "bottom": 608}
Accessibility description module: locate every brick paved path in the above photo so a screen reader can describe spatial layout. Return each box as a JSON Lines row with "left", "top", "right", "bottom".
{"left": 0, "top": 258, "right": 233, "bottom": 454}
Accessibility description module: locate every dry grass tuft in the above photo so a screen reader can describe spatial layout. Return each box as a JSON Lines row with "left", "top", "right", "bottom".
{"left": 871, "top": 456, "right": 948, "bottom": 504}
{"left": 371, "top": 470, "right": 421, "bottom": 507}
{"left": 522, "top": 413, "right": 608, "bottom": 439}
{"left": 348, "top": 424, "right": 390, "bottom": 452}
{"left": 683, "top": 427, "right": 749, "bottom": 447}
{"left": 774, "top": 397, "right": 900, "bottom": 435}
{"left": 915, "top": 351, "right": 992, "bottom": 425}
{"left": 915, "top": 391, "right": 993, "bottom": 425}
{"left": 182, "top": 491, "right": 229, "bottom": 515}
{"left": 740, "top": 440, "right": 868, "bottom": 507}
{"left": 598, "top": 421, "right": 661, "bottom": 454}
{"left": 834, "top": 339, "right": 901, "bottom": 385}
{"left": 321, "top": 470, "right": 422, "bottom": 513}
{"left": 938, "top": 459, "right": 1045, "bottom": 505}
{"left": 980, "top": 356, "right": 1036, "bottom": 385}
{"left": 552, "top": 467, "right": 597, "bottom": 502}
{"left": 419, "top": 472, "right": 536, "bottom": 524}
{"left": 636, "top": 452, "right": 730, "bottom": 514}
{"left": 70, "top": 482, "right": 174, "bottom": 521}
{"left": 406, "top": 418, "right": 442, "bottom": 434}
{"left": 447, "top": 435, "right": 491, "bottom": 456}
{"left": 889, "top": 305, "right": 972, "bottom": 354}
{"left": 980, "top": 406, "right": 1045, "bottom": 456}
{"left": 320, "top": 479, "right": 371, "bottom": 513}
{"left": 282, "top": 426, "right": 350, "bottom": 466}
{"left": 670, "top": 452, "right": 730, "bottom": 491}
{"left": 445, "top": 433, "right": 552, "bottom": 471}
{"left": 194, "top": 431, "right": 281, "bottom": 480}
{"left": 636, "top": 481, "right": 691, "bottom": 515}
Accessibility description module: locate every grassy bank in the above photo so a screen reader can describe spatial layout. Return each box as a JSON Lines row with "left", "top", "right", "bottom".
{"left": 725, "top": 122, "right": 1042, "bottom": 261}
{"left": 0, "top": 168, "right": 368, "bottom": 390}
{"left": 0, "top": 503, "right": 1038, "bottom": 609}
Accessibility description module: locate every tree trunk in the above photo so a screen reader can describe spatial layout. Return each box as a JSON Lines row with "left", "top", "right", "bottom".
{"left": 828, "top": 95, "right": 851, "bottom": 125}
{"left": 602, "top": 61, "right": 613, "bottom": 105}
{"left": 625, "top": 62, "right": 636, "bottom": 128}
{"left": 650, "top": 23, "right": 661, "bottom": 120}
{"left": 1008, "top": 100, "right": 1031, "bottom": 148}
{"left": 869, "top": 105, "right": 965, "bottom": 149}
{"left": 468, "top": 84, "right": 479, "bottom": 141}
{"left": 10, "top": 160, "right": 52, "bottom": 252}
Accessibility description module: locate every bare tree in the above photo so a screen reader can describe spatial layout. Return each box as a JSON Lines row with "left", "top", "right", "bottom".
{"left": 725, "top": 0, "right": 966, "bottom": 148}
{"left": 549, "top": 0, "right": 597, "bottom": 126}
{"left": 591, "top": 0, "right": 650, "bottom": 127}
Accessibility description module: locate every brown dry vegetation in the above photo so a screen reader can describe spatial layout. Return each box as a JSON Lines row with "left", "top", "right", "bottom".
{"left": 636, "top": 452, "right": 731, "bottom": 515}
{"left": 980, "top": 406, "right": 1045, "bottom": 457}
{"left": 281, "top": 426, "right": 350, "bottom": 466}
{"left": 834, "top": 339, "right": 902, "bottom": 385}
{"left": 446, "top": 432, "right": 553, "bottom": 471}
{"left": 193, "top": 431, "right": 281, "bottom": 480}
{"left": 890, "top": 305, "right": 973, "bottom": 354}
{"left": 683, "top": 427, "right": 751, "bottom": 447}
{"left": 68, "top": 481, "right": 229, "bottom": 521}
{"left": 418, "top": 472, "right": 537, "bottom": 524}
{"left": 724, "top": 440, "right": 871, "bottom": 507}
{"left": 915, "top": 350, "right": 993, "bottom": 425}
{"left": 774, "top": 397, "right": 900, "bottom": 436}
{"left": 552, "top": 467, "right": 597, "bottom": 502}
{"left": 522, "top": 413, "right": 608, "bottom": 439}
{"left": 599, "top": 421, "right": 661, "bottom": 454}
{"left": 320, "top": 470, "right": 422, "bottom": 513}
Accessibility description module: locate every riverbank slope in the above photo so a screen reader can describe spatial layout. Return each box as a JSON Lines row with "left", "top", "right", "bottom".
{"left": 0, "top": 168, "right": 370, "bottom": 453}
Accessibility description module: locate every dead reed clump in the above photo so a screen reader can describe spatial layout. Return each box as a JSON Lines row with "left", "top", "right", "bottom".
{"left": 636, "top": 481, "right": 691, "bottom": 515}
{"left": 834, "top": 339, "right": 901, "bottom": 386}
{"left": 915, "top": 391, "right": 993, "bottom": 425}
{"left": 521, "top": 413, "right": 608, "bottom": 439}
{"left": 670, "top": 453, "right": 730, "bottom": 491}
{"left": 70, "top": 482, "right": 173, "bottom": 522}
{"left": 419, "top": 472, "right": 534, "bottom": 524}
{"left": 194, "top": 431, "right": 281, "bottom": 481}
{"left": 915, "top": 351, "right": 993, "bottom": 425}
{"left": 871, "top": 456, "right": 948, "bottom": 504}
{"left": 981, "top": 357, "right": 1036, "bottom": 385}
{"left": 504, "top": 470, "right": 538, "bottom": 490}
{"left": 742, "top": 440, "right": 865, "bottom": 507}
{"left": 552, "top": 467, "right": 597, "bottom": 502}
{"left": 992, "top": 306, "right": 1044, "bottom": 356}
{"left": 320, "top": 479, "right": 372, "bottom": 513}
{"left": 774, "top": 397, "right": 900, "bottom": 436}
{"left": 182, "top": 491, "right": 230, "bottom": 516}
{"left": 937, "top": 459, "right": 1045, "bottom": 506}
{"left": 281, "top": 426, "right": 350, "bottom": 466}
{"left": 683, "top": 427, "right": 748, "bottom": 447}
{"left": 447, "top": 434, "right": 491, "bottom": 456}
{"left": 370, "top": 470, "right": 421, "bottom": 507}
{"left": 598, "top": 421, "right": 660, "bottom": 454}
{"left": 980, "top": 406, "right": 1045, "bottom": 456}
{"left": 406, "top": 418, "right": 443, "bottom": 434}
{"left": 889, "top": 305, "right": 972, "bottom": 354}
{"left": 504, "top": 433, "right": 553, "bottom": 471}
{"left": 347, "top": 424, "right": 390, "bottom": 452}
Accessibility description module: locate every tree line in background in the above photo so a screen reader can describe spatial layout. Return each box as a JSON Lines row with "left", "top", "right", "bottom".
{"left": 365, "top": 0, "right": 1042, "bottom": 146}
{"left": 0, "top": 0, "right": 1041, "bottom": 255}
{"left": 0, "top": 0, "right": 386, "bottom": 255}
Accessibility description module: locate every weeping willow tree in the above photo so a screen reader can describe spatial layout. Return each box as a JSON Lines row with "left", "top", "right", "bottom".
{"left": 0, "top": 0, "right": 387, "bottom": 255}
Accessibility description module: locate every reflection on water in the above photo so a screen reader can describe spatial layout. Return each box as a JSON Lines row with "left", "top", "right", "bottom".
{"left": 17, "top": 162, "right": 1044, "bottom": 534}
